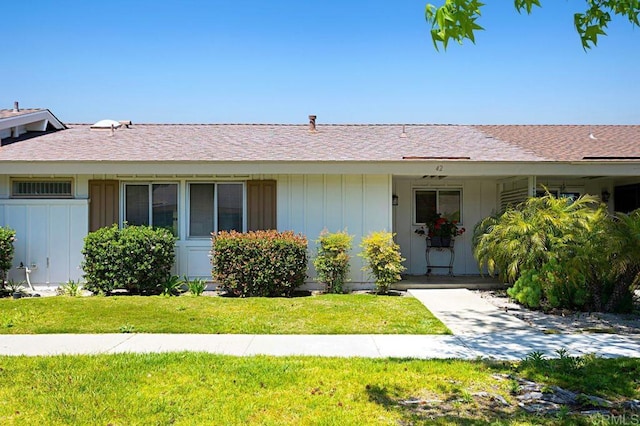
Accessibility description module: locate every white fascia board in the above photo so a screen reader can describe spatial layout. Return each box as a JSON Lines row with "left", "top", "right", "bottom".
{"left": 1, "top": 160, "right": 640, "bottom": 177}
{"left": 0, "top": 111, "right": 65, "bottom": 132}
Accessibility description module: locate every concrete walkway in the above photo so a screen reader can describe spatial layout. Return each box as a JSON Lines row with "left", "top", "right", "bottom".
{"left": 0, "top": 289, "right": 638, "bottom": 360}
{"left": 408, "top": 289, "right": 536, "bottom": 335}
{"left": 1, "top": 333, "right": 638, "bottom": 360}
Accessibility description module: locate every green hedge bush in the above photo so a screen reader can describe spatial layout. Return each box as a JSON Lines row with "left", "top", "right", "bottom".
{"left": 82, "top": 224, "right": 176, "bottom": 294}
{"left": 0, "top": 226, "right": 16, "bottom": 284}
{"left": 313, "top": 230, "right": 353, "bottom": 293}
{"left": 359, "top": 231, "right": 405, "bottom": 294}
{"left": 211, "top": 230, "right": 308, "bottom": 297}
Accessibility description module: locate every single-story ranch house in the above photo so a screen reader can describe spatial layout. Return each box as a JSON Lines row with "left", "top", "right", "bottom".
{"left": 1, "top": 104, "right": 640, "bottom": 288}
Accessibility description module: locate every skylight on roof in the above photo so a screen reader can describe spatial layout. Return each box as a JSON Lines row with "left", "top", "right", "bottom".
{"left": 90, "top": 119, "right": 122, "bottom": 129}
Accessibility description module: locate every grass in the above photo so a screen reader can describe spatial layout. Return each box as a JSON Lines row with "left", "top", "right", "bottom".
{"left": 0, "top": 294, "right": 450, "bottom": 334}
{"left": 1, "top": 354, "right": 638, "bottom": 425}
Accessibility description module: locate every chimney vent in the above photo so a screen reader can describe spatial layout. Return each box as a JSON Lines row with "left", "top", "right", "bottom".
{"left": 13, "top": 101, "right": 19, "bottom": 113}
{"left": 309, "top": 115, "right": 317, "bottom": 132}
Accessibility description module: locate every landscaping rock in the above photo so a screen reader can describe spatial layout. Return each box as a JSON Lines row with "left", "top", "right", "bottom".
{"left": 622, "top": 400, "right": 640, "bottom": 412}
{"left": 517, "top": 391, "right": 544, "bottom": 402}
{"left": 580, "top": 409, "right": 611, "bottom": 416}
{"left": 491, "top": 394, "right": 510, "bottom": 406}
{"left": 548, "top": 386, "right": 578, "bottom": 405}
{"left": 504, "top": 375, "right": 637, "bottom": 418}
{"left": 578, "top": 394, "right": 613, "bottom": 408}
{"left": 518, "top": 401, "right": 561, "bottom": 415}
{"left": 399, "top": 398, "right": 441, "bottom": 406}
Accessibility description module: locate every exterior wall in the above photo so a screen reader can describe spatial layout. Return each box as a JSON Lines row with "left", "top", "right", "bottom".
{"left": 277, "top": 174, "right": 393, "bottom": 285}
{"left": 0, "top": 200, "right": 87, "bottom": 285}
{"left": 393, "top": 177, "right": 498, "bottom": 276}
{"left": 2, "top": 170, "right": 639, "bottom": 287}
{"left": 0, "top": 173, "right": 392, "bottom": 287}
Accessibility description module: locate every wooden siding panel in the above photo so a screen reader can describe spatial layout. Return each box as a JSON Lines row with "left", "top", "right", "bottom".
{"left": 247, "top": 180, "right": 277, "bottom": 231}
{"left": 89, "top": 180, "right": 119, "bottom": 232}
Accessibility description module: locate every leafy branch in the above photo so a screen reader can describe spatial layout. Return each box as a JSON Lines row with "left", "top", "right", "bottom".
{"left": 425, "top": 0, "right": 640, "bottom": 50}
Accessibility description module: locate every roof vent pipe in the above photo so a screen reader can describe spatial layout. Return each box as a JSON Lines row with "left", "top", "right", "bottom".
{"left": 309, "top": 115, "right": 317, "bottom": 132}
{"left": 13, "top": 101, "right": 19, "bottom": 112}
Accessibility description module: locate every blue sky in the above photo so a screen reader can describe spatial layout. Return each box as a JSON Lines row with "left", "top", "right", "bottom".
{"left": 2, "top": 1, "right": 638, "bottom": 124}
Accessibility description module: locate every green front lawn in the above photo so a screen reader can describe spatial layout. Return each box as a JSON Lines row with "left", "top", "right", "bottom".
{"left": 0, "top": 294, "right": 450, "bottom": 334}
{"left": 1, "top": 354, "right": 638, "bottom": 425}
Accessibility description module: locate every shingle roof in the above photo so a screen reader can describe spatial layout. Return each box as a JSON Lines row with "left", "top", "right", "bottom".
{"left": 0, "top": 108, "right": 44, "bottom": 119}
{"left": 0, "top": 123, "right": 638, "bottom": 163}
{"left": 474, "top": 125, "right": 640, "bottom": 161}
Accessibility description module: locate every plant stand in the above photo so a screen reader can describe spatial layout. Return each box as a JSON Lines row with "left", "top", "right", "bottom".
{"left": 425, "top": 238, "right": 455, "bottom": 276}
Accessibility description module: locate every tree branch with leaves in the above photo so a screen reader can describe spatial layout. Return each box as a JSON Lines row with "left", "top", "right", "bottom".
{"left": 425, "top": 0, "right": 640, "bottom": 50}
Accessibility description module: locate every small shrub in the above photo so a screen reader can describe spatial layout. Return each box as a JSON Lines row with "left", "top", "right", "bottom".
{"left": 160, "top": 275, "right": 183, "bottom": 296}
{"left": 185, "top": 276, "right": 207, "bottom": 296}
{"left": 508, "top": 270, "right": 543, "bottom": 309}
{"left": 56, "top": 280, "right": 83, "bottom": 297}
{"left": 212, "top": 230, "right": 308, "bottom": 297}
{"left": 119, "top": 324, "right": 135, "bottom": 333}
{"left": 359, "top": 231, "right": 405, "bottom": 294}
{"left": 0, "top": 226, "right": 16, "bottom": 284}
{"left": 4, "top": 280, "right": 25, "bottom": 295}
{"left": 82, "top": 224, "right": 176, "bottom": 295}
{"left": 313, "top": 230, "right": 353, "bottom": 293}
{"left": 508, "top": 258, "right": 589, "bottom": 310}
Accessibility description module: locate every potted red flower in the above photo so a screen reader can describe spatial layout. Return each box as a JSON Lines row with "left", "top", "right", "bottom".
{"left": 415, "top": 213, "right": 465, "bottom": 247}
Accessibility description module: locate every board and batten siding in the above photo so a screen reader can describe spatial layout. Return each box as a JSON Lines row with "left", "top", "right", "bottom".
{"left": 0, "top": 199, "right": 87, "bottom": 285}
{"left": 392, "top": 178, "right": 498, "bottom": 276}
{"left": 277, "top": 174, "right": 393, "bottom": 285}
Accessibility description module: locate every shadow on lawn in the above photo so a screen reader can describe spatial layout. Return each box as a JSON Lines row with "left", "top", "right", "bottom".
{"left": 365, "top": 382, "right": 515, "bottom": 425}
{"left": 365, "top": 358, "right": 640, "bottom": 425}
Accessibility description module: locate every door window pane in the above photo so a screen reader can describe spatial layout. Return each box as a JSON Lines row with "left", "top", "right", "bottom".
{"left": 439, "top": 191, "right": 461, "bottom": 222}
{"left": 415, "top": 189, "right": 462, "bottom": 224}
{"left": 152, "top": 184, "right": 178, "bottom": 236}
{"left": 189, "top": 184, "right": 215, "bottom": 237}
{"left": 415, "top": 190, "right": 436, "bottom": 224}
{"left": 218, "top": 184, "right": 243, "bottom": 232}
{"left": 125, "top": 185, "right": 149, "bottom": 226}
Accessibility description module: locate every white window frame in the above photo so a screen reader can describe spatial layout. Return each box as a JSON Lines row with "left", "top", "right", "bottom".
{"left": 122, "top": 182, "right": 180, "bottom": 237}
{"left": 413, "top": 188, "right": 463, "bottom": 226}
{"left": 187, "top": 181, "right": 246, "bottom": 239}
{"left": 10, "top": 178, "right": 74, "bottom": 199}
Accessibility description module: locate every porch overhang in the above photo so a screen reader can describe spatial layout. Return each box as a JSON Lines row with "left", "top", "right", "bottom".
{"left": 1, "top": 159, "right": 640, "bottom": 177}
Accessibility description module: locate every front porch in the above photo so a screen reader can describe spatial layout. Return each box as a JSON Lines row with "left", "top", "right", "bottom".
{"left": 393, "top": 275, "right": 505, "bottom": 290}
{"left": 392, "top": 173, "right": 640, "bottom": 278}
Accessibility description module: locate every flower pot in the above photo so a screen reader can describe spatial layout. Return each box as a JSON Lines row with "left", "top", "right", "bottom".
{"left": 12, "top": 292, "right": 22, "bottom": 299}
{"left": 429, "top": 236, "right": 452, "bottom": 247}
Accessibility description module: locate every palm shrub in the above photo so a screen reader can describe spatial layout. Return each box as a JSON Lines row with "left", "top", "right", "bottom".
{"left": 0, "top": 226, "right": 16, "bottom": 285}
{"left": 474, "top": 193, "right": 638, "bottom": 312}
{"left": 313, "top": 230, "right": 353, "bottom": 293}
{"left": 603, "top": 210, "right": 640, "bottom": 311}
{"left": 82, "top": 224, "right": 176, "bottom": 294}
{"left": 359, "top": 231, "right": 405, "bottom": 294}
{"left": 212, "top": 230, "right": 308, "bottom": 297}
{"left": 473, "top": 193, "right": 605, "bottom": 285}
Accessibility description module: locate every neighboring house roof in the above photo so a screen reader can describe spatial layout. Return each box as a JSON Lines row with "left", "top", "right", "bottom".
{"left": 0, "top": 121, "right": 638, "bottom": 163}
{"left": 0, "top": 108, "right": 44, "bottom": 119}
{"left": 0, "top": 107, "right": 67, "bottom": 144}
